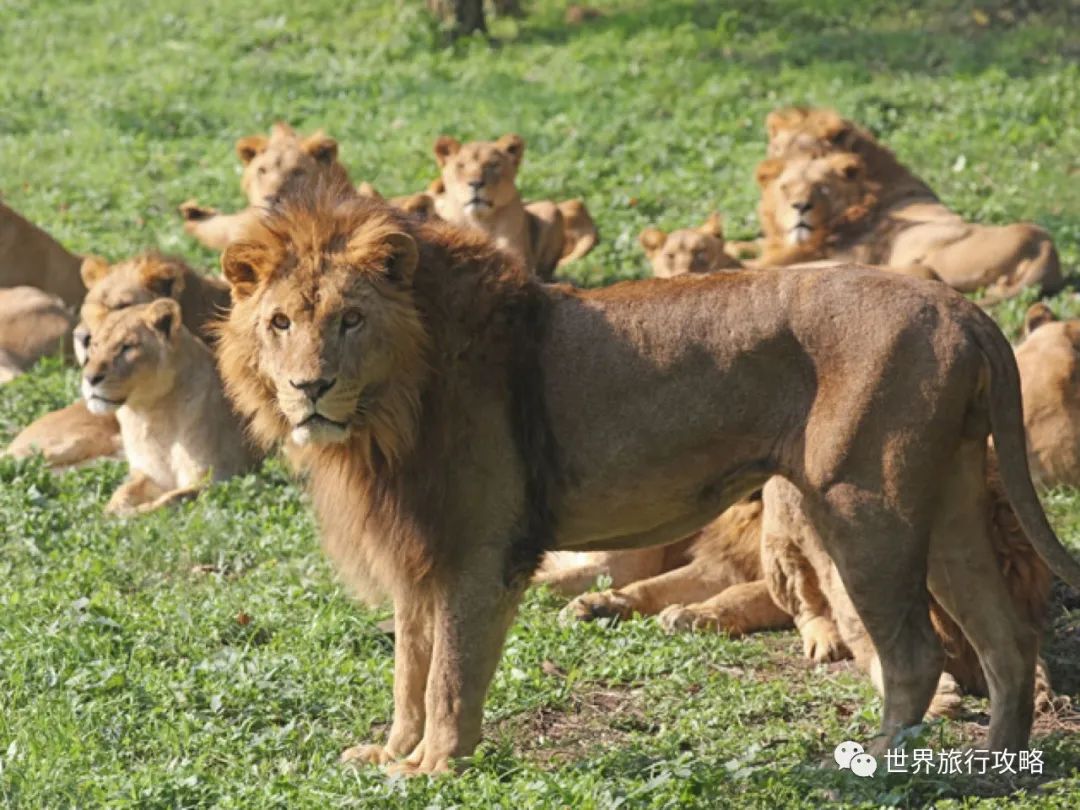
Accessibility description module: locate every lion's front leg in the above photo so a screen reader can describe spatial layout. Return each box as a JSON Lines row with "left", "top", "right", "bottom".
{"left": 387, "top": 564, "right": 525, "bottom": 776}
{"left": 178, "top": 202, "right": 255, "bottom": 250}
{"left": 341, "top": 591, "right": 433, "bottom": 767}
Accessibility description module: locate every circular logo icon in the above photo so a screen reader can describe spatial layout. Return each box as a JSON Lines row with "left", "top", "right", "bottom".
{"left": 834, "top": 740, "right": 864, "bottom": 769}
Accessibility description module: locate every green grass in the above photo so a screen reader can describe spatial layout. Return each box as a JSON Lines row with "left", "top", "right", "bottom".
{"left": 2, "top": 0, "right": 1079, "bottom": 806}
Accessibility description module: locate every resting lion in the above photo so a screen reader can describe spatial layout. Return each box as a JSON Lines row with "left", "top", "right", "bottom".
{"left": 638, "top": 213, "right": 742, "bottom": 278}
{"left": 215, "top": 184, "right": 1080, "bottom": 775}
{"left": 179, "top": 122, "right": 350, "bottom": 250}
{"left": 1017, "top": 303, "right": 1080, "bottom": 488}
{"left": 1, "top": 201, "right": 84, "bottom": 308}
{"left": 7, "top": 253, "right": 229, "bottom": 468}
{"left": 431, "top": 133, "right": 597, "bottom": 280}
{"left": 80, "top": 300, "right": 258, "bottom": 514}
{"left": 758, "top": 107, "right": 1062, "bottom": 301}
{"left": 0, "top": 287, "right": 74, "bottom": 382}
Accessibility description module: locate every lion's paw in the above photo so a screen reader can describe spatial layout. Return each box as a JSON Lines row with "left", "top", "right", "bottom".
{"left": 927, "top": 673, "right": 964, "bottom": 719}
{"left": 658, "top": 603, "right": 717, "bottom": 633}
{"left": 340, "top": 743, "right": 395, "bottom": 768}
{"left": 560, "top": 590, "right": 635, "bottom": 624}
{"left": 385, "top": 755, "right": 450, "bottom": 777}
{"left": 800, "top": 616, "right": 848, "bottom": 663}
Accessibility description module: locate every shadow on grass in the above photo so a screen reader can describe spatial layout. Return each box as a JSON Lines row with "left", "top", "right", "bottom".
{"left": 520, "top": 0, "right": 1077, "bottom": 79}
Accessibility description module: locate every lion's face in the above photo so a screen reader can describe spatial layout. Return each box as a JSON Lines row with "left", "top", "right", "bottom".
{"left": 238, "top": 123, "right": 342, "bottom": 208}
{"left": 433, "top": 134, "right": 524, "bottom": 220}
{"left": 219, "top": 198, "right": 427, "bottom": 449}
{"left": 639, "top": 214, "right": 728, "bottom": 278}
{"left": 76, "top": 254, "right": 189, "bottom": 366}
{"left": 756, "top": 153, "right": 869, "bottom": 246}
{"left": 81, "top": 300, "right": 182, "bottom": 415}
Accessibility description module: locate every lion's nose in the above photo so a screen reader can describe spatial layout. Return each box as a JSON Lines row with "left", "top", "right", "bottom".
{"left": 290, "top": 377, "right": 336, "bottom": 402}
{"left": 468, "top": 179, "right": 484, "bottom": 191}
{"left": 86, "top": 371, "right": 106, "bottom": 386}
{"left": 792, "top": 200, "right": 812, "bottom": 214}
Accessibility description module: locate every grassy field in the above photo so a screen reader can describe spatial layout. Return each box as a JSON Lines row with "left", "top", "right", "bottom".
{"left": 2, "top": 0, "right": 1079, "bottom": 806}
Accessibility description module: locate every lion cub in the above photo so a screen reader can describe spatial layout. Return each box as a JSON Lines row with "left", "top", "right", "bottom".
{"left": 432, "top": 133, "right": 597, "bottom": 280}
{"left": 638, "top": 213, "right": 742, "bottom": 278}
{"left": 81, "top": 299, "right": 258, "bottom": 514}
{"left": 179, "top": 122, "right": 350, "bottom": 249}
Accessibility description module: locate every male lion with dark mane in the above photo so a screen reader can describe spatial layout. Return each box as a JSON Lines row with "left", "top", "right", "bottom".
{"left": 215, "top": 183, "right": 1080, "bottom": 775}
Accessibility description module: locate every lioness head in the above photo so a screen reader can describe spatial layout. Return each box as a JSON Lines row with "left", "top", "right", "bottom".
{"left": 76, "top": 253, "right": 192, "bottom": 366}
{"left": 765, "top": 106, "right": 857, "bottom": 159}
{"left": 433, "top": 134, "right": 524, "bottom": 220}
{"left": 237, "top": 122, "right": 347, "bottom": 208}
{"left": 218, "top": 191, "right": 429, "bottom": 453}
{"left": 756, "top": 153, "right": 878, "bottom": 247}
{"left": 639, "top": 213, "right": 733, "bottom": 278}
{"left": 81, "top": 299, "right": 183, "bottom": 415}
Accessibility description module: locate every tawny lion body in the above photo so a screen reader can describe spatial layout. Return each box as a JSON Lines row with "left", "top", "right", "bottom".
{"left": 432, "top": 134, "right": 597, "bottom": 280}
{"left": 81, "top": 300, "right": 258, "bottom": 514}
{"left": 0, "top": 201, "right": 84, "bottom": 308}
{"left": 215, "top": 188, "right": 1080, "bottom": 775}
{"left": 759, "top": 107, "right": 1062, "bottom": 301}
{"left": 179, "top": 122, "right": 350, "bottom": 250}
{"left": 0, "top": 286, "right": 74, "bottom": 382}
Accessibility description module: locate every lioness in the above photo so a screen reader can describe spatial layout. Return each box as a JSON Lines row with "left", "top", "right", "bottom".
{"left": 759, "top": 107, "right": 1062, "bottom": 301}
{"left": 81, "top": 300, "right": 258, "bottom": 514}
{"left": 9, "top": 253, "right": 229, "bottom": 469}
{"left": 1017, "top": 304, "right": 1080, "bottom": 488}
{"left": 179, "top": 122, "right": 350, "bottom": 250}
{"left": 215, "top": 186, "right": 1080, "bottom": 774}
{"left": 638, "top": 213, "right": 742, "bottom": 278}
{"left": 432, "top": 133, "right": 597, "bottom": 280}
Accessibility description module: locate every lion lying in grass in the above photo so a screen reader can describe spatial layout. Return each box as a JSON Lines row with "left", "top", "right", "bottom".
{"left": 638, "top": 213, "right": 742, "bottom": 277}
{"left": 756, "top": 107, "right": 1062, "bottom": 301}
{"left": 213, "top": 183, "right": 1080, "bottom": 775}
{"left": 0, "top": 287, "right": 74, "bottom": 383}
{"left": 80, "top": 299, "right": 258, "bottom": 514}
{"left": 431, "top": 133, "right": 597, "bottom": 280}
{"left": 7, "top": 253, "right": 230, "bottom": 468}
{"left": 179, "top": 122, "right": 350, "bottom": 250}
{"left": 0, "top": 201, "right": 85, "bottom": 308}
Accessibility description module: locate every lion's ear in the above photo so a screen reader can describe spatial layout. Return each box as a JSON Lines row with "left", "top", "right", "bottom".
{"left": 638, "top": 227, "right": 667, "bottom": 257}
{"left": 755, "top": 159, "right": 785, "bottom": 188}
{"left": 236, "top": 135, "right": 269, "bottom": 165}
{"left": 221, "top": 241, "right": 272, "bottom": 299}
{"left": 303, "top": 130, "right": 338, "bottom": 164}
{"left": 814, "top": 110, "right": 850, "bottom": 145}
{"left": 766, "top": 107, "right": 808, "bottom": 140}
{"left": 496, "top": 134, "right": 525, "bottom": 168}
{"left": 1023, "top": 303, "right": 1057, "bottom": 337}
{"left": 139, "top": 258, "right": 187, "bottom": 300}
{"left": 80, "top": 255, "right": 112, "bottom": 289}
{"left": 357, "top": 181, "right": 384, "bottom": 200}
{"left": 830, "top": 153, "right": 864, "bottom": 181}
{"left": 381, "top": 232, "right": 419, "bottom": 285}
{"left": 699, "top": 212, "right": 724, "bottom": 240}
{"left": 143, "top": 298, "right": 182, "bottom": 342}
{"left": 427, "top": 177, "right": 446, "bottom": 195}
{"left": 433, "top": 136, "right": 461, "bottom": 167}
{"left": 270, "top": 121, "right": 296, "bottom": 140}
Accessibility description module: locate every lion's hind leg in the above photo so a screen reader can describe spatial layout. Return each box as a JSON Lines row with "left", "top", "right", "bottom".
{"left": 801, "top": 483, "right": 944, "bottom": 753}
{"left": 926, "top": 443, "right": 1038, "bottom": 752}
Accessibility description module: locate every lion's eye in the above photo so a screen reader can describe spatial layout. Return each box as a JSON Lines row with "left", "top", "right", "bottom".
{"left": 820, "top": 185, "right": 831, "bottom": 196}
{"left": 455, "top": 161, "right": 464, "bottom": 171}
{"left": 257, "top": 166, "right": 267, "bottom": 176}
{"left": 121, "top": 343, "right": 136, "bottom": 355}
{"left": 270, "top": 313, "right": 291, "bottom": 331}
{"left": 290, "top": 168, "right": 304, "bottom": 179}
{"left": 341, "top": 309, "right": 363, "bottom": 330}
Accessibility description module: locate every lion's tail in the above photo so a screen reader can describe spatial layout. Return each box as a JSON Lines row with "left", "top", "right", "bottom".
{"left": 556, "top": 199, "right": 598, "bottom": 267}
{"left": 971, "top": 308, "right": 1080, "bottom": 589}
